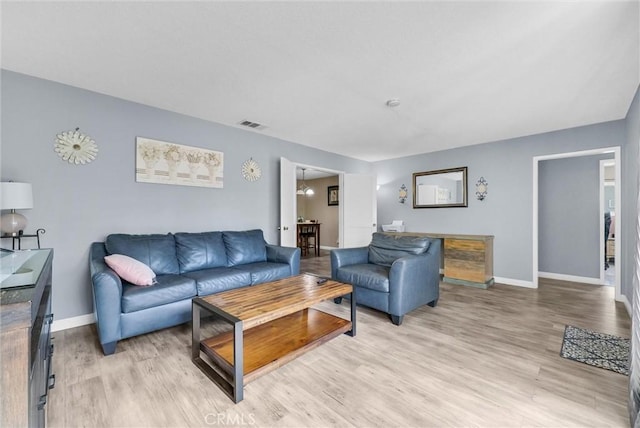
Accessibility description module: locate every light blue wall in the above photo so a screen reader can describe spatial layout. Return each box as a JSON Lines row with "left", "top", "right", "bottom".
{"left": 2, "top": 70, "right": 637, "bottom": 321}
{"left": 0, "top": 70, "right": 371, "bottom": 320}
{"left": 374, "top": 120, "right": 627, "bottom": 284}
{"left": 538, "top": 154, "right": 613, "bottom": 278}
{"left": 623, "top": 86, "right": 640, "bottom": 301}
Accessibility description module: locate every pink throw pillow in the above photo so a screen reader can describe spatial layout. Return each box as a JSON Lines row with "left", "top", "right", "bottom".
{"left": 104, "top": 254, "right": 157, "bottom": 286}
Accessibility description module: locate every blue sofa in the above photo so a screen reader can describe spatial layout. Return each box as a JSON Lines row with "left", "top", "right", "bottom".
{"left": 331, "top": 233, "right": 440, "bottom": 325}
{"left": 89, "top": 229, "right": 300, "bottom": 355}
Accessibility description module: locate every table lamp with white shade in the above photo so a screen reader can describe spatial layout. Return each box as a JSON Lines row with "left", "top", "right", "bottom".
{"left": 1, "top": 182, "right": 33, "bottom": 236}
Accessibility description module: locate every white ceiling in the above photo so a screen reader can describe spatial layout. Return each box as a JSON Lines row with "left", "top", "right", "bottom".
{"left": 296, "top": 167, "right": 335, "bottom": 181}
{"left": 2, "top": 1, "right": 638, "bottom": 162}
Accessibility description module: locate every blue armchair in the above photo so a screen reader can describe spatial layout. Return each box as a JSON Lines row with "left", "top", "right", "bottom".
{"left": 331, "top": 233, "right": 441, "bottom": 325}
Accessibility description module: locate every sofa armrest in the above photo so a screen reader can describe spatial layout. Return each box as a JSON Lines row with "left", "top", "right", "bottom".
{"left": 266, "top": 244, "right": 301, "bottom": 275}
{"left": 89, "top": 242, "right": 123, "bottom": 347}
{"left": 330, "top": 247, "right": 369, "bottom": 279}
{"left": 388, "top": 239, "right": 441, "bottom": 316}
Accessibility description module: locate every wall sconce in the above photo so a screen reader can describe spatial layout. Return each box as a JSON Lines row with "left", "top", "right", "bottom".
{"left": 1, "top": 182, "right": 34, "bottom": 235}
{"left": 475, "top": 177, "right": 488, "bottom": 201}
{"left": 398, "top": 184, "right": 408, "bottom": 204}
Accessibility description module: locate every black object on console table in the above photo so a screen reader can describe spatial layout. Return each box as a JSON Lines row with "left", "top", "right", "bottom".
{"left": 0, "top": 249, "right": 54, "bottom": 428}
{"left": 1, "top": 228, "right": 46, "bottom": 250}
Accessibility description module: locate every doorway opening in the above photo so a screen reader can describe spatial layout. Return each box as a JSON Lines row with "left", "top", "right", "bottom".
{"left": 601, "top": 159, "right": 616, "bottom": 287}
{"left": 295, "top": 166, "right": 340, "bottom": 257}
{"left": 280, "top": 157, "right": 378, "bottom": 252}
{"left": 532, "top": 146, "right": 621, "bottom": 301}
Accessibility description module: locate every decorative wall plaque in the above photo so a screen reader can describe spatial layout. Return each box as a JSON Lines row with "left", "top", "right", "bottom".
{"left": 54, "top": 128, "right": 98, "bottom": 164}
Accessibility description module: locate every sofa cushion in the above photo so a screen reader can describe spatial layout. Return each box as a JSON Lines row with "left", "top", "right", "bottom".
{"left": 174, "top": 232, "right": 227, "bottom": 273}
{"left": 106, "top": 233, "right": 180, "bottom": 275}
{"left": 121, "top": 274, "right": 196, "bottom": 313}
{"left": 368, "top": 233, "right": 431, "bottom": 267}
{"left": 223, "top": 230, "right": 267, "bottom": 266}
{"left": 336, "top": 264, "right": 390, "bottom": 293}
{"left": 183, "top": 267, "right": 252, "bottom": 296}
{"left": 104, "top": 254, "right": 157, "bottom": 286}
{"left": 233, "top": 262, "right": 291, "bottom": 285}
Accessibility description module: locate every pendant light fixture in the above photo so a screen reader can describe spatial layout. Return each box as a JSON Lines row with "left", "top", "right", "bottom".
{"left": 296, "top": 168, "right": 315, "bottom": 196}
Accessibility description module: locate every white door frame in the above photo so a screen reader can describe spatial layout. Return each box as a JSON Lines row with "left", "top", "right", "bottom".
{"left": 532, "top": 146, "right": 621, "bottom": 300}
{"left": 288, "top": 162, "right": 377, "bottom": 250}
{"left": 293, "top": 162, "right": 344, "bottom": 248}
{"left": 600, "top": 159, "right": 616, "bottom": 285}
{"left": 280, "top": 157, "right": 297, "bottom": 247}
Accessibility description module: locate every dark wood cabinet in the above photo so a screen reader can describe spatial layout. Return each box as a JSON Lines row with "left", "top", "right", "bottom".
{"left": 1, "top": 249, "right": 54, "bottom": 427}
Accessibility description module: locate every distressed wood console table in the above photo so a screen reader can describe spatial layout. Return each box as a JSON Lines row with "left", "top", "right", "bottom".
{"left": 384, "top": 232, "right": 494, "bottom": 288}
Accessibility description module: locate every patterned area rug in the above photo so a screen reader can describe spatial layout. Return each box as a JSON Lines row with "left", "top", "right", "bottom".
{"left": 560, "top": 325, "right": 630, "bottom": 375}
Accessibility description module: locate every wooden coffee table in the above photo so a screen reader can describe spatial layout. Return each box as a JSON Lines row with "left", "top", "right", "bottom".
{"left": 191, "top": 273, "right": 355, "bottom": 403}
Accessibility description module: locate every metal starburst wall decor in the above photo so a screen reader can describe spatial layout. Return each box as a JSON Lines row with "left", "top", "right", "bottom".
{"left": 54, "top": 128, "right": 98, "bottom": 165}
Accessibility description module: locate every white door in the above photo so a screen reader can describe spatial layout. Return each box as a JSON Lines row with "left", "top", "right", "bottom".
{"left": 279, "top": 157, "right": 297, "bottom": 247}
{"left": 341, "top": 173, "right": 377, "bottom": 248}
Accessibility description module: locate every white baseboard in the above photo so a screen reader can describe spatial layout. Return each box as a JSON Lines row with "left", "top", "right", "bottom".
{"left": 319, "top": 245, "right": 338, "bottom": 250}
{"left": 617, "top": 294, "right": 632, "bottom": 317}
{"left": 439, "top": 274, "right": 533, "bottom": 288}
{"left": 494, "top": 276, "right": 536, "bottom": 288}
{"left": 538, "top": 271, "right": 602, "bottom": 285}
{"left": 51, "top": 313, "right": 95, "bottom": 332}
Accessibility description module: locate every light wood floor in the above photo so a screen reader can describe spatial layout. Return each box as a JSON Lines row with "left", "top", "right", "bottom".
{"left": 48, "top": 253, "right": 631, "bottom": 427}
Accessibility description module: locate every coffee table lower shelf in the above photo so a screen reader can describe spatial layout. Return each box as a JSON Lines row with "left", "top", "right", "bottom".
{"left": 193, "top": 307, "right": 352, "bottom": 402}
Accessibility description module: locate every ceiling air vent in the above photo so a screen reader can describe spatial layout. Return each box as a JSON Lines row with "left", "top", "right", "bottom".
{"left": 238, "top": 120, "right": 267, "bottom": 131}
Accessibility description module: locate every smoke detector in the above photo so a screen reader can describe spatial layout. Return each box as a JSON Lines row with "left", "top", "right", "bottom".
{"left": 386, "top": 99, "right": 401, "bottom": 108}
